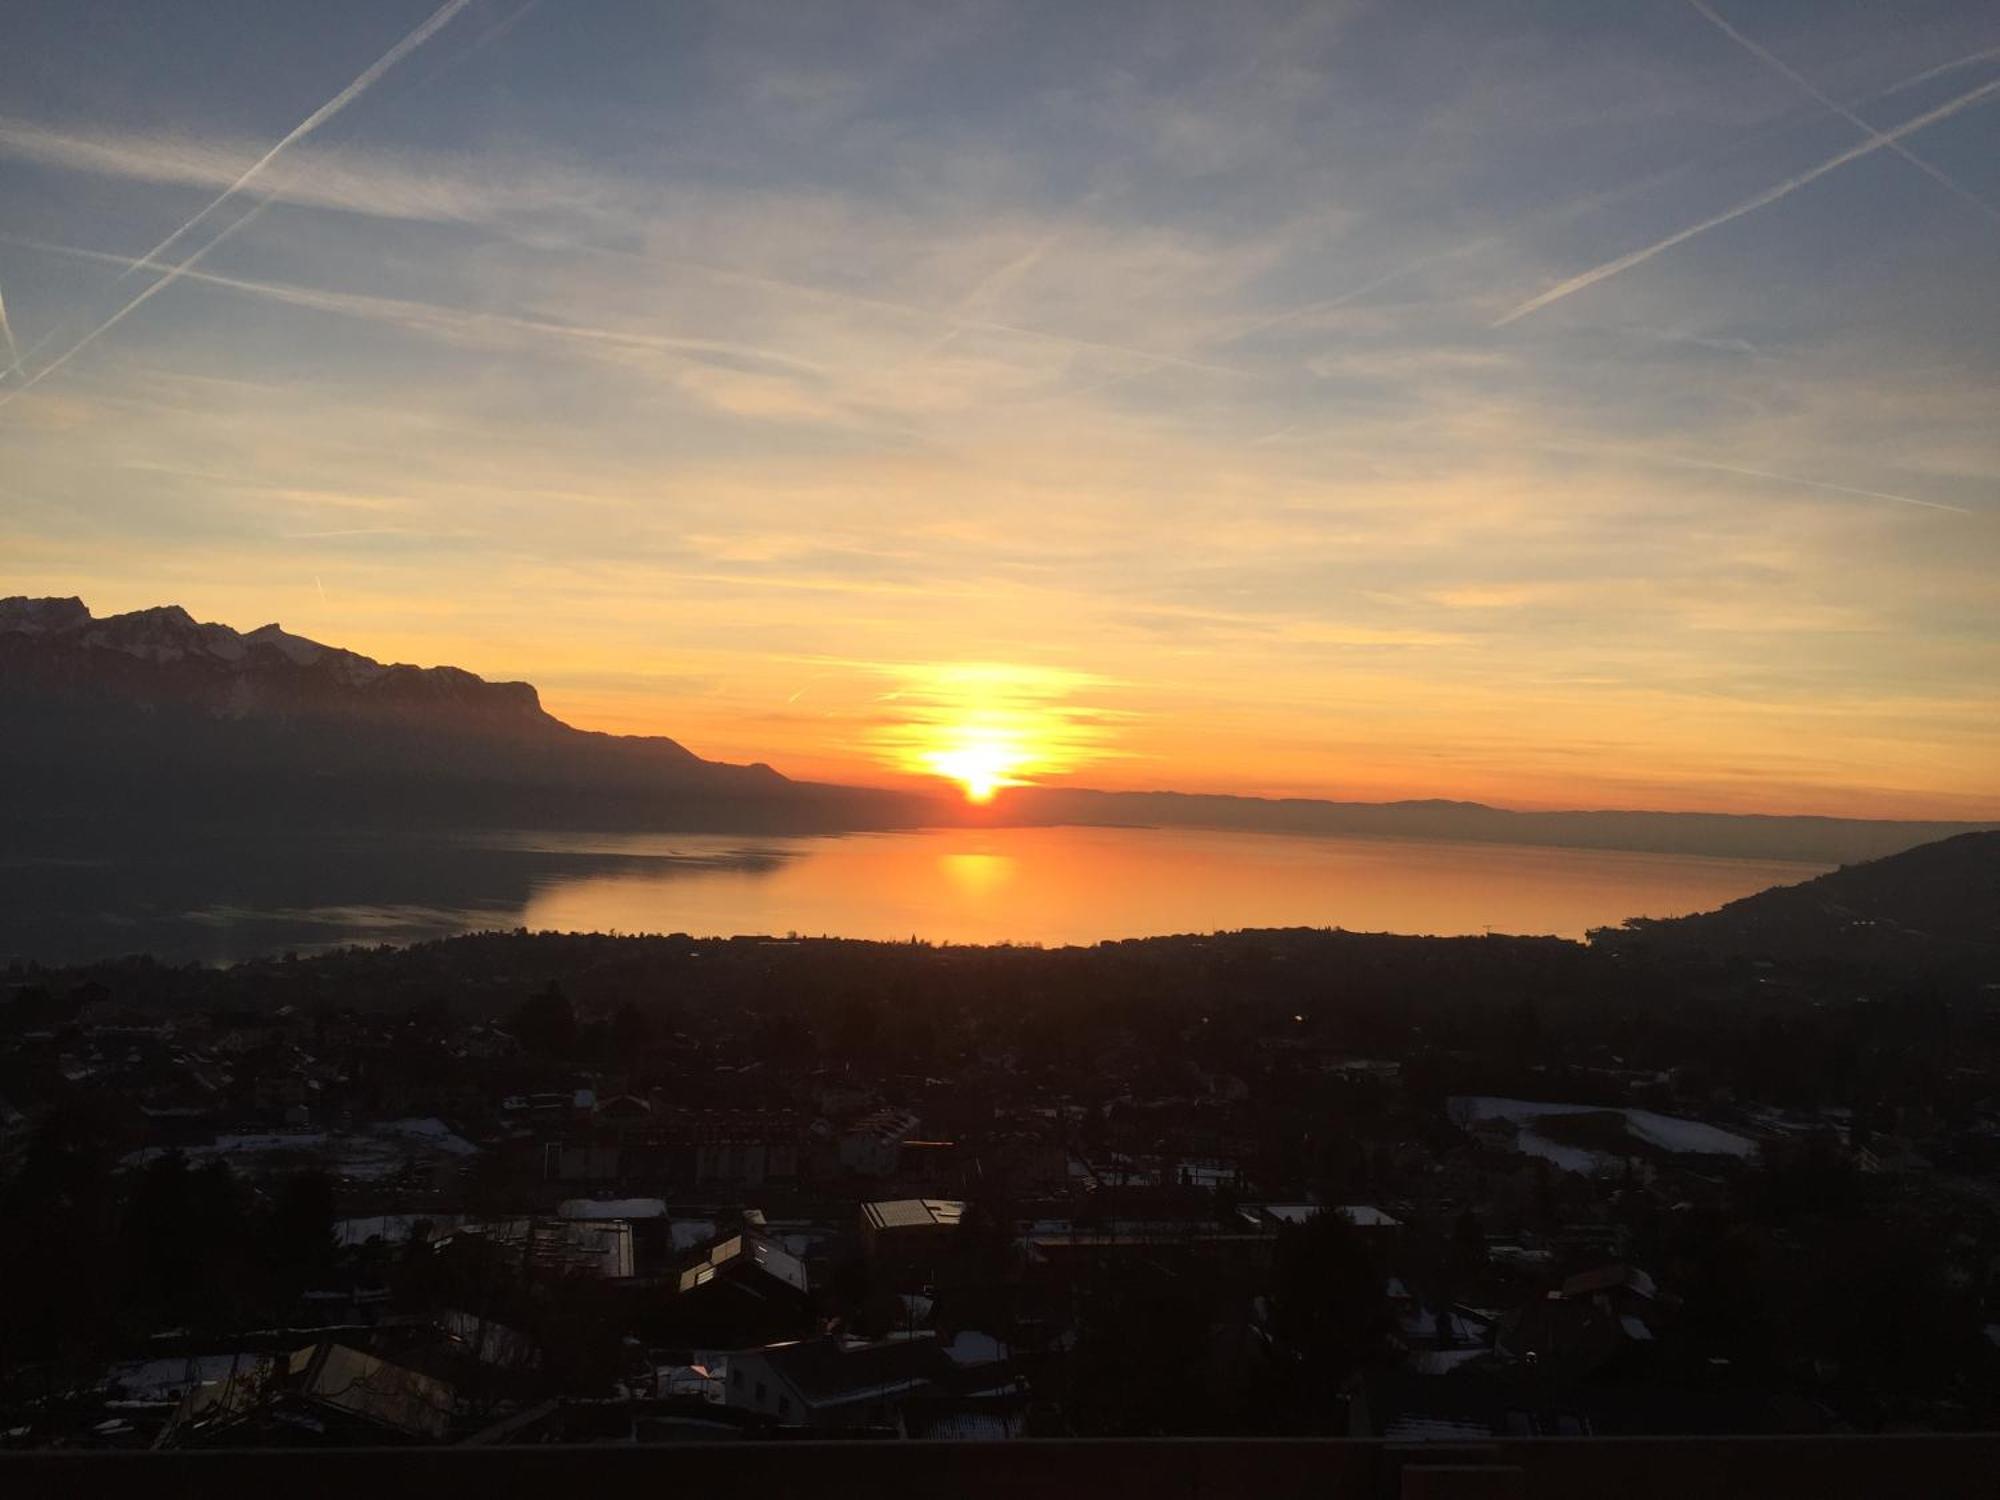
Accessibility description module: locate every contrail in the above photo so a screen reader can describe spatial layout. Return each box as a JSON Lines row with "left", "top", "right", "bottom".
{"left": 1684, "top": 0, "right": 1999, "bottom": 223}
{"left": 1494, "top": 70, "right": 2000, "bottom": 326}
{"left": 0, "top": 275, "right": 21, "bottom": 378}
{"left": 0, "top": 199, "right": 275, "bottom": 409}
{"left": 1227, "top": 258, "right": 1443, "bottom": 342}
{"left": 1879, "top": 44, "right": 2000, "bottom": 100}
{"left": 0, "top": 0, "right": 474, "bottom": 410}
{"left": 1553, "top": 441, "right": 1973, "bottom": 515}
{"left": 1246, "top": 48, "right": 2000, "bottom": 344}
{"left": 1661, "top": 454, "right": 1971, "bottom": 514}
{"left": 0, "top": 232, "right": 831, "bottom": 376}
{"left": 117, "top": 0, "right": 476, "bottom": 279}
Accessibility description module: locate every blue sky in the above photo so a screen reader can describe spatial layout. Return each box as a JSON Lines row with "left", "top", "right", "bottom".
{"left": 2, "top": 0, "right": 1996, "bottom": 814}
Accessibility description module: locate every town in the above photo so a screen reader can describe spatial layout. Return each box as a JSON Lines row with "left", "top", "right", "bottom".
{"left": 4, "top": 900, "right": 1997, "bottom": 1450}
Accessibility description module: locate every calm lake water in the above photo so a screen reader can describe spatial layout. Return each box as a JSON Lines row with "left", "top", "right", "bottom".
{"left": 0, "top": 824, "right": 1824, "bottom": 965}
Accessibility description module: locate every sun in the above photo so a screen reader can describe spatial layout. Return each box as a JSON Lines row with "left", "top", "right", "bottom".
{"left": 877, "top": 661, "right": 1110, "bottom": 804}
{"left": 923, "top": 730, "right": 1029, "bottom": 804}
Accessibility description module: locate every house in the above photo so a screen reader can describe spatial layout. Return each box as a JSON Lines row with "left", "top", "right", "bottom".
{"left": 841, "top": 1108, "right": 920, "bottom": 1176}
{"left": 559, "top": 1196, "right": 667, "bottom": 1221}
{"left": 592, "top": 1092, "right": 653, "bottom": 1127}
{"left": 1493, "top": 1270, "right": 1662, "bottom": 1380}
{"left": 1558, "top": 1263, "right": 1663, "bottom": 1339}
{"left": 860, "top": 1198, "right": 965, "bottom": 1261}
{"left": 661, "top": 1230, "right": 815, "bottom": 1344}
{"left": 1237, "top": 1203, "right": 1404, "bottom": 1233}
{"left": 721, "top": 1332, "right": 1016, "bottom": 1430}
{"left": 164, "top": 1342, "right": 455, "bottom": 1446}
{"left": 436, "top": 1216, "right": 636, "bottom": 1280}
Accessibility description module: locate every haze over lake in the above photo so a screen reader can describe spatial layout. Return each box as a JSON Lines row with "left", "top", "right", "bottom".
{"left": 3, "top": 826, "right": 1825, "bottom": 965}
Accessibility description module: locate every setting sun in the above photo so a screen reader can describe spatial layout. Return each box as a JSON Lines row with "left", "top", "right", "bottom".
{"left": 924, "top": 728, "right": 1031, "bottom": 803}
{"left": 870, "top": 662, "right": 1118, "bottom": 803}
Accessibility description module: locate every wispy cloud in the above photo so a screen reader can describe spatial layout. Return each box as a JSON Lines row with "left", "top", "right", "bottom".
{"left": 0, "top": 117, "right": 612, "bottom": 231}
{"left": 6, "top": 2, "right": 1995, "bottom": 815}
{"left": 1494, "top": 69, "right": 2000, "bottom": 326}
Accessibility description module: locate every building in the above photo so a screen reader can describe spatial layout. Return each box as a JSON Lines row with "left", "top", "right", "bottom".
{"left": 164, "top": 1343, "right": 455, "bottom": 1446}
{"left": 662, "top": 1229, "right": 815, "bottom": 1344}
{"left": 721, "top": 1332, "right": 1018, "bottom": 1430}
{"left": 860, "top": 1197, "right": 965, "bottom": 1259}
{"left": 841, "top": 1108, "right": 921, "bottom": 1176}
{"left": 436, "top": 1216, "right": 636, "bottom": 1280}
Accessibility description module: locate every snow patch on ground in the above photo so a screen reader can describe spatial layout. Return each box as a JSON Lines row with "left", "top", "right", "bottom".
{"left": 1450, "top": 1096, "right": 1757, "bottom": 1175}
{"left": 371, "top": 1118, "right": 479, "bottom": 1156}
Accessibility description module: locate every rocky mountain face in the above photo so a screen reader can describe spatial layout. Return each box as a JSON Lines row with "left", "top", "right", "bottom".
{"left": 1, "top": 597, "right": 597, "bottom": 740}
{"left": 0, "top": 597, "right": 925, "bottom": 834}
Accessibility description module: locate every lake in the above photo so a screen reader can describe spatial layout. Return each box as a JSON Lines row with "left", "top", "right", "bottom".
{"left": 0, "top": 824, "right": 1824, "bottom": 965}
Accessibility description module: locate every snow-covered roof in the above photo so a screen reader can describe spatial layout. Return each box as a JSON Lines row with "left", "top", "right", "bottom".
{"left": 945, "top": 1330, "right": 1009, "bottom": 1367}
{"left": 559, "top": 1197, "right": 667, "bottom": 1220}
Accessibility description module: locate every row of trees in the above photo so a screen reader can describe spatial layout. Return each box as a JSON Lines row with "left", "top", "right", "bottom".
{"left": 0, "top": 1107, "right": 336, "bottom": 1397}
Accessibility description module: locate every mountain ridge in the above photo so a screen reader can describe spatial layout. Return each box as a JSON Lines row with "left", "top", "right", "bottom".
{"left": 990, "top": 786, "right": 1998, "bottom": 866}
{"left": 0, "top": 596, "right": 922, "bottom": 834}
{"left": 1600, "top": 830, "right": 2000, "bottom": 970}
{"left": 3, "top": 596, "right": 1993, "bottom": 861}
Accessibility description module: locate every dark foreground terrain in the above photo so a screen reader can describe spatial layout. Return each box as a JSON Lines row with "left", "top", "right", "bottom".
{"left": 1, "top": 833, "right": 1996, "bottom": 1467}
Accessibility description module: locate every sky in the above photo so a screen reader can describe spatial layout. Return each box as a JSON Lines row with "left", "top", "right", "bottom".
{"left": 1, "top": 0, "right": 1996, "bottom": 818}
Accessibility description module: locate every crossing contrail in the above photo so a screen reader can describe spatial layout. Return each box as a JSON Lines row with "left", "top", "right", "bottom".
{"left": 1684, "top": 0, "right": 1999, "bottom": 223}
{"left": 0, "top": 0, "right": 475, "bottom": 410}
{"left": 1494, "top": 69, "right": 2000, "bottom": 326}
{"left": 118, "top": 0, "right": 476, "bottom": 279}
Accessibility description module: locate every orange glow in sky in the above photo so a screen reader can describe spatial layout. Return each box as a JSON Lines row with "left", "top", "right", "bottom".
{"left": 871, "top": 662, "right": 1116, "bottom": 803}
{"left": 4, "top": 2, "right": 1997, "bottom": 824}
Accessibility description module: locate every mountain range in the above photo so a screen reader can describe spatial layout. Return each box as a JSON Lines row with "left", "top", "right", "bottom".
{"left": 0, "top": 597, "right": 922, "bottom": 835}
{"left": 3, "top": 596, "right": 1993, "bottom": 862}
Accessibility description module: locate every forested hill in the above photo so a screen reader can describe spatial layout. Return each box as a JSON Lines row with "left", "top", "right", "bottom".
{"left": 1604, "top": 831, "right": 2000, "bottom": 970}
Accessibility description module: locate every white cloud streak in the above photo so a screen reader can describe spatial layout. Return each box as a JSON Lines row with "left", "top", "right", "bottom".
{"left": 0, "top": 233, "right": 828, "bottom": 378}
{"left": 0, "top": 0, "right": 475, "bottom": 410}
{"left": 1549, "top": 441, "right": 1974, "bottom": 515}
{"left": 1494, "top": 70, "right": 2000, "bottom": 326}
{"left": 0, "top": 275, "right": 21, "bottom": 378}
{"left": 0, "top": 200, "right": 274, "bottom": 409}
{"left": 1684, "top": 0, "right": 1999, "bottom": 224}
{"left": 118, "top": 0, "right": 476, "bottom": 277}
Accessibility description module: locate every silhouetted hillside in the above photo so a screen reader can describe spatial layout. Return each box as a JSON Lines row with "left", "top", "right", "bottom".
{"left": 4, "top": 597, "right": 1991, "bottom": 860}
{"left": 994, "top": 787, "right": 1996, "bottom": 866}
{"left": 1605, "top": 831, "right": 2000, "bottom": 966}
{"left": 0, "top": 597, "right": 929, "bottom": 834}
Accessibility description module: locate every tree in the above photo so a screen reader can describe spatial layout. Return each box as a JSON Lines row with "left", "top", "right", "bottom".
{"left": 265, "top": 1168, "right": 337, "bottom": 1291}
{"left": 1265, "top": 1211, "right": 1391, "bottom": 1428}
{"left": 511, "top": 981, "right": 577, "bottom": 1058}
{"left": 1450, "top": 1209, "right": 1487, "bottom": 1287}
{"left": 0, "top": 1106, "right": 122, "bottom": 1384}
